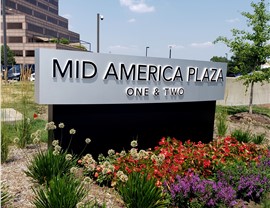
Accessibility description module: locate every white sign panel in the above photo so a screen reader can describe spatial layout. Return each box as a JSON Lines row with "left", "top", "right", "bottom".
{"left": 35, "top": 49, "right": 227, "bottom": 104}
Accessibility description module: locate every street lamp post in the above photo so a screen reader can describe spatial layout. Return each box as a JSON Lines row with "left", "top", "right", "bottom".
{"left": 2, "top": 0, "right": 8, "bottom": 69}
{"left": 97, "top": 13, "right": 104, "bottom": 53}
{"left": 145, "top": 46, "right": 149, "bottom": 57}
{"left": 169, "top": 46, "right": 172, "bottom": 59}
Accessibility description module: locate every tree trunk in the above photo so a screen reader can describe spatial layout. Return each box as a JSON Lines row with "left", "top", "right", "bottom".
{"left": 249, "top": 81, "right": 254, "bottom": 114}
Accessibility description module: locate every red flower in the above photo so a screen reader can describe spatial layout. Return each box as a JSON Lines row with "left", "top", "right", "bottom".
{"left": 203, "top": 159, "right": 211, "bottom": 168}
{"left": 159, "top": 137, "right": 166, "bottom": 146}
{"left": 33, "top": 113, "right": 38, "bottom": 119}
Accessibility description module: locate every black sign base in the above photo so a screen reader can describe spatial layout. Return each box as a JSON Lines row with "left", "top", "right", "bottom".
{"left": 49, "top": 101, "right": 216, "bottom": 159}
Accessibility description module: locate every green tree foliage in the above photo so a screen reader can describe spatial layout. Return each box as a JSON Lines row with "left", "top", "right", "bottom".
{"left": 210, "top": 56, "right": 236, "bottom": 76}
{"left": 1, "top": 45, "right": 16, "bottom": 66}
{"left": 210, "top": 56, "right": 228, "bottom": 63}
{"left": 214, "top": 0, "right": 270, "bottom": 114}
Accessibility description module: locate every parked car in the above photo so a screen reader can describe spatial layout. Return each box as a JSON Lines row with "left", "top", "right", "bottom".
{"left": 7, "top": 65, "right": 21, "bottom": 81}
{"left": 29, "top": 73, "right": 35, "bottom": 81}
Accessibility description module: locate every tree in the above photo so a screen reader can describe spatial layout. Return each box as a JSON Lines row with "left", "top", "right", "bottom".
{"left": 214, "top": 0, "right": 270, "bottom": 114}
{"left": 210, "top": 56, "right": 228, "bottom": 63}
{"left": 1, "top": 45, "right": 16, "bottom": 66}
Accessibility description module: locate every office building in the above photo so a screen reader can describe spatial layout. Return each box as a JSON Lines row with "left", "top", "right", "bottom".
{"left": 1, "top": 0, "right": 87, "bottom": 66}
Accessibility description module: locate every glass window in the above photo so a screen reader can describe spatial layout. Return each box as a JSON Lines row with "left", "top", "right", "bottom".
{"left": 8, "top": 36, "right": 23, "bottom": 43}
{"left": 45, "top": 28, "right": 57, "bottom": 37}
{"left": 17, "top": 4, "right": 32, "bottom": 15}
{"left": 7, "top": 23, "right": 22, "bottom": 29}
{"left": 37, "top": 2, "right": 48, "bottom": 10}
{"left": 33, "top": 11, "right": 46, "bottom": 20}
{"left": 6, "top": 1, "right": 16, "bottom": 9}
{"left": 28, "top": 23, "right": 43, "bottom": 34}
{"left": 58, "top": 20, "right": 68, "bottom": 28}
{"left": 13, "top": 50, "right": 23, "bottom": 57}
{"left": 49, "top": 0, "right": 58, "bottom": 7}
{"left": 49, "top": 7, "right": 58, "bottom": 15}
{"left": 26, "top": 50, "right": 35, "bottom": 57}
{"left": 25, "top": 0, "right": 36, "bottom": 5}
{"left": 47, "top": 16, "right": 57, "bottom": 24}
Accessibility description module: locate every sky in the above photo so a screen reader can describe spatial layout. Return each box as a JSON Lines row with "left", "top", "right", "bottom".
{"left": 59, "top": 0, "right": 269, "bottom": 61}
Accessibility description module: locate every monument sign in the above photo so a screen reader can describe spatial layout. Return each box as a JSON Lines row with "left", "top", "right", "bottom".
{"left": 35, "top": 49, "right": 227, "bottom": 158}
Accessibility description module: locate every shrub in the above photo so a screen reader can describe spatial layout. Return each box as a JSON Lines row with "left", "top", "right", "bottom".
{"left": 216, "top": 110, "right": 228, "bottom": 137}
{"left": 25, "top": 145, "right": 78, "bottom": 185}
{"left": 164, "top": 171, "right": 237, "bottom": 207}
{"left": 1, "top": 123, "right": 10, "bottom": 163}
{"left": 216, "top": 155, "right": 270, "bottom": 203}
{"left": 16, "top": 116, "right": 33, "bottom": 148}
{"left": 231, "top": 129, "right": 252, "bottom": 143}
{"left": 251, "top": 133, "right": 266, "bottom": 145}
{"left": 116, "top": 172, "right": 170, "bottom": 208}
{"left": 32, "top": 174, "right": 86, "bottom": 208}
{"left": 1, "top": 182, "right": 12, "bottom": 207}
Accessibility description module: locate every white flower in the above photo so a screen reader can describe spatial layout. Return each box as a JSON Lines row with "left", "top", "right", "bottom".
{"left": 116, "top": 170, "right": 124, "bottom": 178}
{"left": 158, "top": 153, "right": 165, "bottom": 161}
{"left": 52, "top": 140, "right": 59, "bottom": 147}
{"left": 69, "top": 128, "right": 76, "bottom": 135}
{"left": 31, "top": 132, "right": 36, "bottom": 139}
{"left": 65, "top": 154, "right": 72, "bottom": 161}
{"left": 33, "top": 137, "right": 40, "bottom": 144}
{"left": 58, "top": 122, "right": 65, "bottom": 128}
{"left": 139, "top": 150, "right": 149, "bottom": 159}
{"left": 36, "top": 130, "right": 41, "bottom": 137}
{"left": 87, "top": 164, "right": 96, "bottom": 172}
{"left": 83, "top": 176, "right": 92, "bottom": 184}
{"left": 120, "top": 150, "right": 126, "bottom": 157}
{"left": 130, "top": 140, "right": 138, "bottom": 147}
{"left": 70, "top": 167, "right": 78, "bottom": 174}
{"left": 76, "top": 202, "right": 84, "bottom": 208}
{"left": 85, "top": 138, "right": 91, "bottom": 144}
{"left": 119, "top": 174, "right": 128, "bottom": 183}
{"left": 108, "top": 149, "right": 115, "bottom": 156}
{"left": 13, "top": 137, "right": 19, "bottom": 144}
{"left": 54, "top": 145, "right": 61, "bottom": 152}
{"left": 45, "top": 121, "right": 56, "bottom": 130}
{"left": 53, "top": 150, "right": 60, "bottom": 155}
{"left": 130, "top": 148, "right": 137, "bottom": 157}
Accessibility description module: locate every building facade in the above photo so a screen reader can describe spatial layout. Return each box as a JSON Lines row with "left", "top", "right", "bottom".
{"left": 1, "top": 0, "right": 86, "bottom": 66}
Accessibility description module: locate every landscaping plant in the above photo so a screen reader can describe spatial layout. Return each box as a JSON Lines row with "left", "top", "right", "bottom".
{"left": 1, "top": 182, "right": 12, "bottom": 207}
{"left": 32, "top": 174, "right": 87, "bottom": 208}
{"left": 216, "top": 154, "right": 270, "bottom": 203}
{"left": 116, "top": 171, "right": 170, "bottom": 208}
{"left": 1, "top": 123, "right": 10, "bottom": 163}
{"left": 163, "top": 171, "right": 237, "bottom": 207}
{"left": 216, "top": 110, "right": 228, "bottom": 137}
{"left": 25, "top": 141, "right": 78, "bottom": 185}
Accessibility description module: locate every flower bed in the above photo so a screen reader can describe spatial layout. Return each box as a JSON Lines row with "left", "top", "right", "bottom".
{"left": 79, "top": 137, "right": 270, "bottom": 207}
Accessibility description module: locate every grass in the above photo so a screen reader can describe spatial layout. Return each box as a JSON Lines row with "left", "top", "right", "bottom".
{"left": 216, "top": 105, "right": 270, "bottom": 117}
{"left": 1, "top": 81, "right": 48, "bottom": 143}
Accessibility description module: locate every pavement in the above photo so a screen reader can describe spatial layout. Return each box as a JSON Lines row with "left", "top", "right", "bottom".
{"left": 1, "top": 108, "right": 23, "bottom": 123}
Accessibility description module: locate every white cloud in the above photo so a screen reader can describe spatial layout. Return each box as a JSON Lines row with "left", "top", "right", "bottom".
{"left": 128, "top": 18, "right": 136, "bottom": 23}
{"left": 190, "top": 41, "right": 213, "bottom": 48}
{"left": 62, "top": 14, "right": 72, "bottom": 19}
{"left": 120, "top": 0, "right": 155, "bottom": 13}
{"left": 168, "top": 44, "right": 184, "bottom": 49}
{"left": 226, "top": 18, "right": 240, "bottom": 23}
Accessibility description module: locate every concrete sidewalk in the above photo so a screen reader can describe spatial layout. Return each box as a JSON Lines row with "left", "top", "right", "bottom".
{"left": 1, "top": 108, "right": 23, "bottom": 123}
